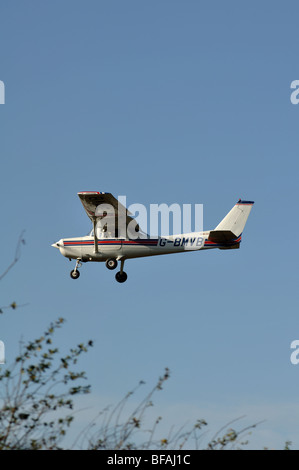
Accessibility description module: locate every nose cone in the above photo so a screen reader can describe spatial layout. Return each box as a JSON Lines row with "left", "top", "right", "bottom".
{"left": 51, "top": 239, "right": 63, "bottom": 249}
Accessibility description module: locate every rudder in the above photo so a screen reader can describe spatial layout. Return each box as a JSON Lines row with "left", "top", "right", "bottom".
{"left": 214, "top": 199, "right": 254, "bottom": 238}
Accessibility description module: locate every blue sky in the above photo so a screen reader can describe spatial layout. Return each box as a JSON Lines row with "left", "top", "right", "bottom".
{"left": 0, "top": 0, "right": 299, "bottom": 449}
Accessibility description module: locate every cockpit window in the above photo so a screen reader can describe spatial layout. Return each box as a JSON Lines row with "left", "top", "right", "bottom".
{"left": 88, "top": 228, "right": 123, "bottom": 239}
{"left": 88, "top": 228, "right": 149, "bottom": 239}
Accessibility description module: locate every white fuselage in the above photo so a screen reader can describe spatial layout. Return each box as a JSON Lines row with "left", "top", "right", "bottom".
{"left": 55, "top": 231, "right": 216, "bottom": 262}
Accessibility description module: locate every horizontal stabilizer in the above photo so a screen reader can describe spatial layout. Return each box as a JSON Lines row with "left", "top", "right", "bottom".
{"left": 208, "top": 230, "right": 241, "bottom": 250}
{"left": 208, "top": 230, "right": 237, "bottom": 243}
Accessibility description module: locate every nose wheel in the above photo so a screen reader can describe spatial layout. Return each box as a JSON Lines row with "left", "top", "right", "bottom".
{"left": 70, "top": 259, "right": 82, "bottom": 280}
{"left": 70, "top": 269, "right": 80, "bottom": 279}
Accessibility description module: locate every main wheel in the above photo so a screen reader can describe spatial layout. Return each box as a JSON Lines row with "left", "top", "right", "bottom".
{"left": 70, "top": 270, "right": 80, "bottom": 279}
{"left": 115, "top": 271, "right": 128, "bottom": 283}
{"left": 106, "top": 258, "right": 118, "bottom": 270}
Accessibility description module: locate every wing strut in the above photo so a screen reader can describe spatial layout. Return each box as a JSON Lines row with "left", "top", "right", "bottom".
{"left": 92, "top": 218, "right": 99, "bottom": 253}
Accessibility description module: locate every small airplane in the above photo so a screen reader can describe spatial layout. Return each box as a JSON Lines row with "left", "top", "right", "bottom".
{"left": 52, "top": 192, "right": 254, "bottom": 283}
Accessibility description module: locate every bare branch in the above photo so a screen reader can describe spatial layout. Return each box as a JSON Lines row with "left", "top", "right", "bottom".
{"left": 0, "top": 303, "right": 29, "bottom": 315}
{"left": 0, "top": 231, "right": 26, "bottom": 282}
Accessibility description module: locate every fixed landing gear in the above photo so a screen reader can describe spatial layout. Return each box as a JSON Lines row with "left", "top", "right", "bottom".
{"left": 70, "top": 259, "right": 82, "bottom": 280}
{"left": 115, "top": 259, "right": 128, "bottom": 283}
{"left": 105, "top": 258, "right": 118, "bottom": 270}
{"left": 69, "top": 257, "right": 128, "bottom": 283}
{"left": 115, "top": 271, "right": 127, "bottom": 283}
{"left": 70, "top": 270, "right": 80, "bottom": 279}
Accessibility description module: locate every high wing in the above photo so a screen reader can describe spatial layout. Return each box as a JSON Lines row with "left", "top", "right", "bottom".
{"left": 78, "top": 191, "right": 141, "bottom": 241}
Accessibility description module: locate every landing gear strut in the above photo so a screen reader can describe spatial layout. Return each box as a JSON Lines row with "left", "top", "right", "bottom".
{"left": 70, "top": 259, "right": 82, "bottom": 280}
{"left": 115, "top": 259, "right": 127, "bottom": 283}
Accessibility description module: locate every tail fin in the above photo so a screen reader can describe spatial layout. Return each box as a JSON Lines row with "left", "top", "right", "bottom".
{"left": 213, "top": 199, "right": 254, "bottom": 237}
